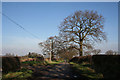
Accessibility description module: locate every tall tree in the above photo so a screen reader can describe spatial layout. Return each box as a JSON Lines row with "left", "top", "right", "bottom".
{"left": 59, "top": 10, "right": 106, "bottom": 56}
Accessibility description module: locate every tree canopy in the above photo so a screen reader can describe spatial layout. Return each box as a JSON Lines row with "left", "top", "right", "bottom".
{"left": 59, "top": 10, "right": 106, "bottom": 56}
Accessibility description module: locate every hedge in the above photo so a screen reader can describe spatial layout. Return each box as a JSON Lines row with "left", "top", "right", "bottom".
{"left": 70, "top": 55, "right": 120, "bottom": 79}
{"left": 36, "top": 56, "right": 44, "bottom": 62}
{"left": 70, "top": 55, "right": 92, "bottom": 64}
{"left": 2, "top": 57, "right": 21, "bottom": 73}
{"left": 92, "top": 55, "right": 120, "bottom": 79}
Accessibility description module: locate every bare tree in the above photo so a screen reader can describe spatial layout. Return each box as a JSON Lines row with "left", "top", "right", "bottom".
{"left": 92, "top": 49, "right": 101, "bottom": 55}
{"left": 84, "top": 51, "right": 92, "bottom": 56}
{"left": 105, "top": 50, "right": 114, "bottom": 55}
{"left": 4, "top": 53, "right": 15, "bottom": 57}
{"left": 114, "top": 51, "right": 118, "bottom": 55}
{"left": 39, "top": 36, "right": 70, "bottom": 60}
{"left": 39, "top": 36, "right": 55, "bottom": 60}
{"left": 59, "top": 10, "right": 106, "bottom": 56}
{"left": 57, "top": 46, "right": 78, "bottom": 61}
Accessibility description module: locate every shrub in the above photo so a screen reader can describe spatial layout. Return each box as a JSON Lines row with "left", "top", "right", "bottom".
{"left": 36, "top": 56, "right": 44, "bottom": 62}
{"left": 70, "top": 55, "right": 92, "bottom": 64}
{"left": 2, "top": 57, "right": 21, "bottom": 73}
{"left": 69, "top": 57, "right": 79, "bottom": 62}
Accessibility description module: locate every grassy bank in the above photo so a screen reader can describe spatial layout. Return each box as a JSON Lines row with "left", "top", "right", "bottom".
{"left": 70, "top": 62, "right": 103, "bottom": 80}
{"left": 2, "top": 60, "right": 64, "bottom": 80}
{"left": 2, "top": 60, "right": 45, "bottom": 80}
{"left": 2, "top": 68, "right": 33, "bottom": 80}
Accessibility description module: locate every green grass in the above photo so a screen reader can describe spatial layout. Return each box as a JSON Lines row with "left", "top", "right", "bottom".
{"left": 70, "top": 62, "right": 103, "bottom": 80}
{"left": 45, "top": 60, "right": 64, "bottom": 65}
{"left": 22, "top": 61, "right": 44, "bottom": 65}
{"left": 2, "top": 60, "right": 64, "bottom": 80}
{"left": 2, "top": 68, "right": 33, "bottom": 80}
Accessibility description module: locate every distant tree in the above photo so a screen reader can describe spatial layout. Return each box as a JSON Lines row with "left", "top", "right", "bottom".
{"left": 114, "top": 51, "right": 118, "bottom": 55}
{"left": 28, "top": 52, "right": 42, "bottom": 58}
{"left": 58, "top": 47, "right": 78, "bottom": 61}
{"left": 4, "top": 53, "right": 15, "bottom": 57}
{"left": 105, "top": 50, "right": 114, "bottom": 55}
{"left": 92, "top": 49, "right": 101, "bottom": 55}
{"left": 59, "top": 10, "right": 106, "bottom": 56}
{"left": 84, "top": 51, "right": 92, "bottom": 56}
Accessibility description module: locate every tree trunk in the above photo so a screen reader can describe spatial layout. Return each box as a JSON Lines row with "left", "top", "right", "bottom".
{"left": 51, "top": 51, "right": 54, "bottom": 60}
{"left": 51, "top": 39, "right": 54, "bottom": 60}
{"left": 79, "top": 41, "right": 83, "bottom": 56}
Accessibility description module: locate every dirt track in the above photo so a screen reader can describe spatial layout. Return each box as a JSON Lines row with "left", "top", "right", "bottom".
{"left": 31, "top": 62, "right": 74, "bottom": 80}
{"left": 28, "top": 62, "right": 89, "bottom": 80}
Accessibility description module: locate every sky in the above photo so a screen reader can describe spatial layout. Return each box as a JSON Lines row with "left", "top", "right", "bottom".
{"left": 2, "top": 2, "right": 118, "bottom": 56}
{"left": 1, "top": 0, "right": 120, "bottom": 2}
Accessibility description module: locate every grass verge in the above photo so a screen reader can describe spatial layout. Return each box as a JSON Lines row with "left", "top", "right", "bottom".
{"left": 45, "top": 60, "right": 64, "bottom": 65}
{"left": 70, "top": 62, "right": 103, "bottom": 80}
{"left": 22, "top": 61, "right": 44, "bottom": 66}
{"left": 2, "top": 68, "right": 33, "bottom": 80}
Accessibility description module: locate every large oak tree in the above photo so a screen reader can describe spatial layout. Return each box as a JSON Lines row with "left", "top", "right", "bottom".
{"left": 59, "top": 10, "right": 106, "bottom": 56}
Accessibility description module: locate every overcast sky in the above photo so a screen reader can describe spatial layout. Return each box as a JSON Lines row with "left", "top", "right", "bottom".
{"left": 2, "top": 2, "right": 118, "bottom": 56}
